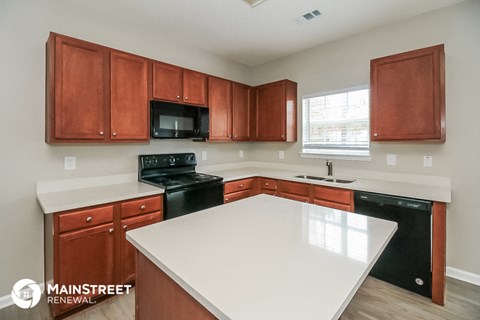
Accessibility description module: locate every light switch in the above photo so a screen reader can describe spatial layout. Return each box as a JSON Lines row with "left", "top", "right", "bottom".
{"left": 64, "top": 156, "right": 76, "bottom": 170}
{"left": 201, "top": 151, "right": 207, "bottom": 161}
{"left": 387, "top": 154, "right": 397, "bottom": 166}
{"left": 424, "top": 156, "right": 433, "bottom": 167}
{"left": 279, "top": 151, "right": 285, "bottom": 160}
{"left": 239, "top": 150, "right": 244, "bottom": 159}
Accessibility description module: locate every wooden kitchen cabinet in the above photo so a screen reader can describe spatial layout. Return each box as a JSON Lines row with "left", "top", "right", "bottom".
{"left": 46, "top": 33, "right": 108, "bottom": 142}
{"left": 208, "top": 77, "right": 232, "bottom": 140}
{"left": 44, "top": 195, "right": 163, "bottom": 317}
{"left": 370, "top": 44, "right": 445, "bottom": 142}
{"left": 121, "top": 211, "right": 162, "bottom": 284}
{"left": 259, "top": 178, "right": 277, "bottom": 195}
{"left": 224, "top": 178, "right": 255, "bottom": 203}
{"left": 110, "top": 51, "right": 150, "bottom": 141}
{"left": 46, "top": 33, "right": 150, "bottom": 143}
{"left": 255, "top": 80, "right": 297, "bottom": 142}
{"left": 277, "top": 180, "right": 311, "bottom": 203}
{"left": 152, "top": 62, "right": 207, "bottom": 107}
{"left": 232, "top": 83, "right": 252, "bottom": 141}
{"left": 312, "top": 185, "right": 354, "bottom": 212}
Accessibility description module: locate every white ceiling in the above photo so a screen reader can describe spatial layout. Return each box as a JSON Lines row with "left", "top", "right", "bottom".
{"left": 67, "top": 0, "right": 465, "bottom": 67}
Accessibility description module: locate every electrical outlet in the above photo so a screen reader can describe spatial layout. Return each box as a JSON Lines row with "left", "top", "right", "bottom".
{"left": 201, "top": 151, "right": 207, "bottom": 161}
{"left": 423, "top": 156, "right": 433, "bottom": 167}
{"left": 386, "top": 154, "right": 397, "bottom": 166}
{"left": 279, "top": 151, "right": 285, "bottom": 160}
{"left": 239, "top": 150, "right": 244, "bottom": 159}
{"left": 64, "top": 156, "right": 76, "bottom": 170}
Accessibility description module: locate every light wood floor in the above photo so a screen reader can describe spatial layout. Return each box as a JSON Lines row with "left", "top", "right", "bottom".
{"left": 1, "top": 277, "right": 479, "bottom": 320}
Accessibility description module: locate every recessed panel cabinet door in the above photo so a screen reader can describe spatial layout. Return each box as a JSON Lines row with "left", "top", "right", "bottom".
{"left": 208, "top": 77, "right": 232, "bottom": 140}
{"left": 232, "top": 83, "right": 251, "bottom": 141}
{"left": 52, "top": 36, "right": 107, "bottom": 140}
{"left": 110, "top": 51, "right": 150, "bottom": 141}
{"left": 152, "top": 62, "right": 182, "bottom": 102}
{"left": 370, "top": 45, "right": 445, "bottom": 141}
{"left": 183, "top": 69, "right": 207, "bottom": 106}
{"left": 57, "top": 223, "right": 114, "bottom": 312}
{"left": 256, "top": 81, "right": 285, "bottom": 141}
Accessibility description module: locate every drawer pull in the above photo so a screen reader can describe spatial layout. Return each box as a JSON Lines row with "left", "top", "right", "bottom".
{"left": 123, "top": 225, "right": 128, "bottom": 231}
{"left": 108, "top": 228, "right": 114, "bottom": 234}
{"left": 265, "top": 183, "right": 269, "bottom": 186}
{"left": 86, "top": 216, "right": 93, "bottom": 223}
{"left": 225, "top": 198, "right": 229, "bottom": 201}
{"left": 140, "top": 205, "right": 146, "bottom": 210}
{"left": 239, "top": 184, "right": 244, "bottom": 188}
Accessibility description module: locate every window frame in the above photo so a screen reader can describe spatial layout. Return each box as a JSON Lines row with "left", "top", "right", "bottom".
{"left": 300, "top": 85, "right": 371, "bottom": 161}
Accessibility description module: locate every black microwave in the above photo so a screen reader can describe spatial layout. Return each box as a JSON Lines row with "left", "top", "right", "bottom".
{"left": 150, "top": 101, "right": 209, "bottom": 139}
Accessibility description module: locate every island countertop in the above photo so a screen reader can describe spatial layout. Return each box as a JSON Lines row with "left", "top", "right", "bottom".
{"left": 127, "top": 194, "right": 397, "bottom": 320}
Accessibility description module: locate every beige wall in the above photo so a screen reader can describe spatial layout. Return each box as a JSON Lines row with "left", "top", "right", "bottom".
{"left": 250, "top": 1, "right": 480, "bottom": 276}
{"left": 0, "top": 0, "right": 251, "bottom": 296}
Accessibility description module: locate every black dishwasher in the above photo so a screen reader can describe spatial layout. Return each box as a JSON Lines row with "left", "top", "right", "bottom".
{"left": 354, "top": 191, "right": 432, "bottom": 298}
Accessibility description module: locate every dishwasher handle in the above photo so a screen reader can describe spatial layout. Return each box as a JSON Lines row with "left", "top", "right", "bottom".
{"left": 355, "top": 192, "right": 432, "bottom": 212}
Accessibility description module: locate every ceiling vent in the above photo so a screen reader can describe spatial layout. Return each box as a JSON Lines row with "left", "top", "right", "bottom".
{"left": 243, "top": 0, "right": 268, "bottom": 7}
{"left": 296, "top": 9, "right": 322, "bottom": 23}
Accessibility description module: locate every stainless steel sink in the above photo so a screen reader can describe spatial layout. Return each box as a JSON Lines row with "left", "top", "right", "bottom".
{"left": 294, "top": 175, "right": 326, "bottom": 181}
{"left": 323, "top": 178, "right": 355, "bottom": 184}
{"left": 294, "top": 175, "right": 355, "bottom": 184}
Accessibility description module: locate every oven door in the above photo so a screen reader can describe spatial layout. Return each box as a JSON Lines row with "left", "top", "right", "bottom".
{"left": 164, "top": 181, "right": 224, "bottom": 220}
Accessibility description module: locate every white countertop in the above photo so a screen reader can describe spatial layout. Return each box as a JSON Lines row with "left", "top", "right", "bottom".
{"left": 36, "top": 173, "right": 164, "bottom": 214}
{"left": 201, "top": 165, "right": 451, "bottom": 203}
{"left": 127, "top": 195, "right": 397, "bottom": 320}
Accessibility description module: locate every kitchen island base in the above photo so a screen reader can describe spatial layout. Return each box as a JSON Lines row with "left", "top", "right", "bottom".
{"left": 135, "top": 251, "right": 216, "bottom": 320}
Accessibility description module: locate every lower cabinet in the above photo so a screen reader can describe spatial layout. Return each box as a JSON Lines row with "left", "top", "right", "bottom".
{"left": 224, "top": 177, "right": 354, "bottom": 211}
{"left": 44, "top": 195, "right": 163, "bottom": 317}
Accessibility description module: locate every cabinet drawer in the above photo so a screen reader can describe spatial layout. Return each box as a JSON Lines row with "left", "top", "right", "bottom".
{"left": 313, "top": 199, "right": 352, "bottom": 212}
{"left": 58, "top": 205, "right": 114, "bottom": 233}
{"left": 224, "top": 178, "right": 253, "bottom": 194}
{"left": 121, "top": 196, "right": 162, "bottom": 219}
{"left": 278, "top": 180, "right": 310, "bottom": 196}
{"left": 261, "top": 189, "right": 277, "bottom": 196}
{"left": 260, "top": 178, "right": 277, "bottom": 191}
{"left": 279, "top": 192, "right": 310, "bottom": 203}
{"left": 313, "top": 186, "right": 352, "bottom": 205}
{"left": 224, "top": 189, "right": 253, "bottom": 203}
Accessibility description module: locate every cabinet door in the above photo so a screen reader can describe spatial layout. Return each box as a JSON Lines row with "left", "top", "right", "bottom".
{"left": 208, "top": 77, "right": 232, "bottom": 140}
{"left": 183, "top": 69, "right": 207, "bottom": 106}
{"left": 152, "top": 62, "right": 182, "bottom": 102}
{"left": 121, "top": 212, "right": 162, "bottom": 284}
{"left": 255, "top": 81, "right": 285, "bottom": 141}
{"left": 50, "top": 35, "right": 107, "bottom": 141}
{"left": 370, "top": 45, "right": 445, "bottom": 141}
{"left": 110, "top": 51, "right": 150, "bottom": 141}
{"left": 232, "top": 83, "right": 251, "bottom": 141}
{"left": 57, "top": 223, "right": 114, "bottom": 311}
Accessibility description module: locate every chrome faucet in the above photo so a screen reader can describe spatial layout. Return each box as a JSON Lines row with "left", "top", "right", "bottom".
{"left": 326, "top": 160, "right": 333, "bottom": 176}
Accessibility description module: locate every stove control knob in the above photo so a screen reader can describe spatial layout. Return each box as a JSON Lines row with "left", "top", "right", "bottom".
{"left": 184, "top": 154, "right": 194, "bottom": 163}
{"left": 151, "top": 158, "right": 158, "bottom": 166}
{"left": 144, "top": 158, "right": 152, "bottom": 167}
{"left": 169, "top": 156, "right": 176, "bottom": 165}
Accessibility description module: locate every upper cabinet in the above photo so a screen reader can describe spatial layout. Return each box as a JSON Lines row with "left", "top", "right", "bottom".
{"left": 208, "top": 77, "right": 232, "bottom": 141}
{"left": 152, "top": 62, "right": 207, "bottom": 107}
{"left": 370, "top": 45, "right": 445, "bottom": 142}
{"left": 255, "top": 80, "right": 297, "bottom": 142}
{"left": 46, "top": 34, "right": 108, "bottom": 142}
{"left": 232, "top": 83, "right": 252, "bottom": 141}
{"left": 46, "top": 33, "right": 150, "bottom": 143}
{"left": 110, "top": 51, "right": 150, "bottom": 141}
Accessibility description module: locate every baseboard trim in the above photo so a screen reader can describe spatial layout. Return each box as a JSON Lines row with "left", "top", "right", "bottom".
{"left": 446, "top": 267, "right": 480, "bottom": 286}
{"left": 0, "top": 282, "right": 45, "bottom": 310}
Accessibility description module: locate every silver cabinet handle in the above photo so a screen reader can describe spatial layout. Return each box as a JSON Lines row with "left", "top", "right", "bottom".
{"left": 86, "top": 216, "right": 93, "bottom": 223}
{"left": 108, "top": 228, "right": 114, "bottom": 234}
{"left": 374, "top": 133, "right": 378, "bottom": 137}
{"left": 185, "top": 96, "right": 188, "bottom": 100}
{"left": 112, "top": 132, "right": 117, "bottom": 137}
{"left": 140, "top": 205, "right": 146, "bottom": 210}
{"left": 239, "top": 184, "right": 244, "bottom": 188}
{"left": 265, "top": 183, "right": 269, "bottom": 186}
{"left": 99, "top": 131, "right": 104, "bottom": 136}
{"left": 123, "top": 225, "right": 128, "bottom": 231}
{"left": 176, "top": 95, "right": 180, "bottom": 99}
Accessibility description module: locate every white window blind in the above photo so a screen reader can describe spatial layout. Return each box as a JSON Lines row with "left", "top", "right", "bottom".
{"left": 302, "top": 87, "right": 370, "bottom": 157}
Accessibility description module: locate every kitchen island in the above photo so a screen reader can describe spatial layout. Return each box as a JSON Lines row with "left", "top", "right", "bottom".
{"left": 127, "top": 194, "right": 397, "bottom": 320}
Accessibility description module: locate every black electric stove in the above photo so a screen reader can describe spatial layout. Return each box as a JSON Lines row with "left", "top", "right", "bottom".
{"left": 138, "top": 153, "right": 224, "bottom": 220}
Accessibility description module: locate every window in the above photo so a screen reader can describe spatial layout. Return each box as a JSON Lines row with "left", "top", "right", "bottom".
{"left": 302, "top": 86, "right": 370, "bottom": 158}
